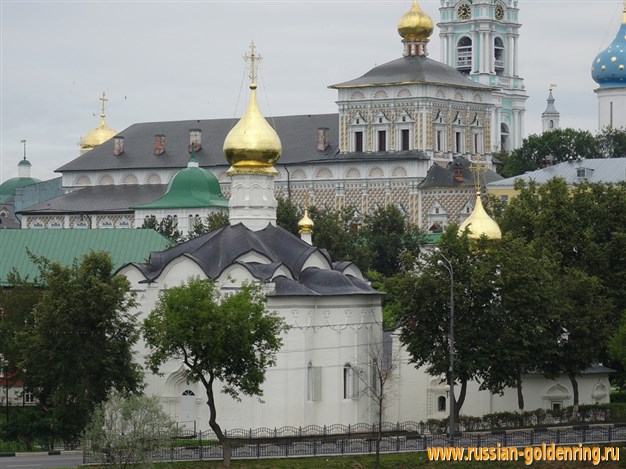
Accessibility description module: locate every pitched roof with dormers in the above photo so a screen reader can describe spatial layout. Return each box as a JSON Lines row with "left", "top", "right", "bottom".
{"left": 57, "top": 114, "right": 340, "bottom": 174}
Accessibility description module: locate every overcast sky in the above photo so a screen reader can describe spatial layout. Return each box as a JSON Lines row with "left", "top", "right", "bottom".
{"left": 1, "top": 0, "right": 624, "bottom": 182}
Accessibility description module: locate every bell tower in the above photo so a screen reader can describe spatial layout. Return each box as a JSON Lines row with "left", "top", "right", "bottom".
{"left": 438, "top": 0, "right": 527, "bottom": 152}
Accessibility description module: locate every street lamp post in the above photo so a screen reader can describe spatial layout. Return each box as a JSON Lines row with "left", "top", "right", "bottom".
{"left": 435, "top": 249, "right": 456, "bottom": 437}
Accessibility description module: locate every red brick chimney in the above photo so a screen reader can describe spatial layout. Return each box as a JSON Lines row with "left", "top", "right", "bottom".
{"left": 113, "top": 136, "right": 124, "bottom": 156}
{"left": 317, "top": 128, "right": 329, "bottom": 151}
{"left": 154, "top": 134, "right": 165, "bottom": 156}
{"left": 188, "top": 129, "right": 202, "bottom": 152}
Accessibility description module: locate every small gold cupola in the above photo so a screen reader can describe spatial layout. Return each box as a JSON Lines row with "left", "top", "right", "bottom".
{"left": 80, "top": 92, "right": 117, "bottom": 155}
{"left": 298, "top": 209, "right": 314, "bottom": 234}
{"left": 397, "top": 0, "right": 434, "bottom": 57}
{"left": 223, "top": 42, "right": 281, "bottom": 176}
{"left": 298, "top": 209, "right": 314, "bottom": 245}
{"left": 458, "top": 156, "right": 501, "bottom": 241}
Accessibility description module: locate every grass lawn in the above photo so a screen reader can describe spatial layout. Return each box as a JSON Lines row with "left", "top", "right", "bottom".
{"left": 79, "top": 446, "right": 626, "bottom": 468}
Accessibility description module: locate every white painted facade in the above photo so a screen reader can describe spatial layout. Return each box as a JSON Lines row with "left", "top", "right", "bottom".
{"left": 596, "top": 88, "right": 626, "bottom": 130}
{"left": 119, "top": 245, "right": 383, "bottom": 431}
{"left": 387, "top": 331, "right": 611, "bottom": 424}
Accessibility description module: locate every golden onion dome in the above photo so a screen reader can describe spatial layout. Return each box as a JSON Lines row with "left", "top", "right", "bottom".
{"left": 81, "top": 115, "right": 116, "bottom": 150}
{"left": 298, "top": 209, "right": 314, "bottom": 234}
{"left": 458, "top": 193, "right": 502, "bottom": 240}
{"left": 223, "top": 84, "right": 282, "bottom": 173}
{"left": 397, "top": 0, "right": 434, "bottom": 42}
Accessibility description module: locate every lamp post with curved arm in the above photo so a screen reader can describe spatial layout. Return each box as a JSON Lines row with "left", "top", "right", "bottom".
{"left": 435, "top": 248, "right": 456, "bottom": 436}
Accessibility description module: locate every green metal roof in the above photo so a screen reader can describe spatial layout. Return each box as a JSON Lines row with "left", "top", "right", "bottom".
{"left": 132, "top": 166, "right": 228, "bottom": 210}
{"left": 0, "top": 177, "right": 41, "bottom": 204}
{"left": 0, "top": 229, "right": 172, "bottom": 286}
{"left": 420, "top": 232, "right": 442, "bottom": 245}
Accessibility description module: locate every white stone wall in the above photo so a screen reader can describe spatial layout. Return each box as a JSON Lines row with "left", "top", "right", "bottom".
{"left": 596, "top": 88, "right": 626, "bottom": 130}
{"left": 385, "top": 331, "right": 611, "bottom": 424}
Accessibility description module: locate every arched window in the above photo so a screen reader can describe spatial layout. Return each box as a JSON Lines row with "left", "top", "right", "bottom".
{"left": 500, "top": 123, "right": 510, "bottom": 152}
{"left": 438, "top": 395, "right": 447, "bottom": 412}
{"left": 343, "top": 364, "right": 354, "bottom": 399}
{"left": 457, "top": 37, "right": 472, "bottom": 74}
{"left": 494, "top": 37, "right": 505, "bottom": 75}
{"left": 182, "top": 390, "right": 195, "bottom": 396}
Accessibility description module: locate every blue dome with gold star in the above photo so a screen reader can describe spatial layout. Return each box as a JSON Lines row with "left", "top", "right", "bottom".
{"left": 592, "top": 18, "right": 626, "bottom": 88}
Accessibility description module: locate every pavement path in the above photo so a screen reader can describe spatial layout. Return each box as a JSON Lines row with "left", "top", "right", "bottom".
{"left": 0, "top": 452, "right": 82, "bottom": 469}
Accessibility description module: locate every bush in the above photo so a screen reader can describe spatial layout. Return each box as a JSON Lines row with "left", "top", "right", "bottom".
{"left": 425, "top": 419, "right": 447, "bottom": 435}
{"left": 482, "top": 411, "right": 524, "bottom": 429}
{"left": 83, "top": 394, "right": 175, "bottom": 469}
{"left": 459, "top": 415, "right": 483, "bottom": 431}
{"left": 0, "top": 408, "right": 56, "bottom": 451}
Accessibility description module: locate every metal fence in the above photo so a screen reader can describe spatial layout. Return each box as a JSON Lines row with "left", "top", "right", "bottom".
{"left": 83, "top": 422, "right": 626, "bottom": 464}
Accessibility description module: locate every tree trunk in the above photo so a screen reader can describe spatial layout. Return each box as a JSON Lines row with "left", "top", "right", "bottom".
{"left": 201, "top": 374, "right": 231, "bottom": 468}
{"left": 454, "top": 379, "right": 468, "bottom": 426}
{"left": 516, "top": 375, "right": 525, "bottom": 411}
{"left": 568, "top": 373, "right": 579, "bottom": 407}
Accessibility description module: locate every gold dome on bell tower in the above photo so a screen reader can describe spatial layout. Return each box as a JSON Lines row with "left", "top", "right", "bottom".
{"left": 80, "top": 92, "right": 117, "bottom": 155}
{"left": 223, "top": 42, "right": 282, "bottom": 176}
{"left": 397, "top": 0, "right": 434, "bottom": 43}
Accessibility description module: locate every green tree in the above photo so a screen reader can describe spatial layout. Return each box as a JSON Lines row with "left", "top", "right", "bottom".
{"left": 187, "top": 211, "right": 229, "bottom": 240}
{"left": 595, "top": 127, "right": 626, "bottom": 158}
{"left": 543, "top": 269, "right": 613, "bottom": 405}
{"left": 276, "top": 196, "right": 302, "bottom": 236}
{"left": 83, "top": 393, "right": 175, "bottom": 469}
{"left": 0, "top": 407, "right": 55, "bottom": 451}
{"left": 398, "top": 227, "right": 498, "bottom": 423}
{"left": 361, "top": 205, "right": 422, "bottom": 277}
{"left": 497, "top": 178, "right": 623, "bottom": 396}
{"left": 478, "top": 237, "right": 558, "bottom": 410}
{"left": 140, "top": 215, "right": 183, "bottom": 243}
{"left": 501, "top": 128, "right": 596, "bottom": 177}
{"left": 0, "top": 271, "right": 42, "bottom": 395}
{"left": 19, "top": 252, "right": 143, "bottom": 446}
{"left": 308, "top": 206, "right": 372, "bottom": 269}
{"left": 142, "top": 278, "right": 286, "bottom": 468}
{"left": 609, "top": 311, "right": 626, "bottom": 373}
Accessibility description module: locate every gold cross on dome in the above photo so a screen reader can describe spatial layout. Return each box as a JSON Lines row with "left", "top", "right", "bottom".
{"left": 243, "top": 41, "right": 262, "bottom": 84}
{"left": 99, "top": 91, "right": 108, "bottom": 116}
{"left": 470, "top": 154, "right": 487, "bottom": 192}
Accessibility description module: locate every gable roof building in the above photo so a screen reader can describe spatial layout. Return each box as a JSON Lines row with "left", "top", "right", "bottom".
{"left": 488, "top": 157, "right": 626, "bottom": 201}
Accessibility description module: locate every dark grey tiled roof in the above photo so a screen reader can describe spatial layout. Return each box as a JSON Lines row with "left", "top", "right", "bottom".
{"left": 418, "top": 156, "right": 503, "bottom": 189}
{"left": 124, "top": 223, "right": 380, "bottom": 297}
{"left": 57, "top": 114, "right": 340, "bottom": 173}
{"left": 18, "top": 184, "right": 167, "bottom": 215}
{"left": 330, "top": 56, "right": 495, "bottom": 90}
